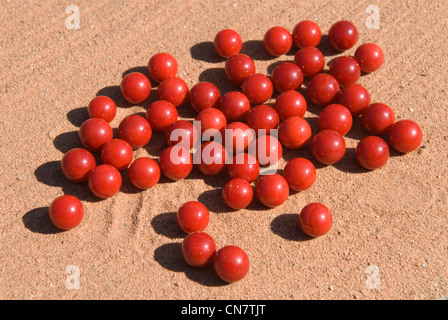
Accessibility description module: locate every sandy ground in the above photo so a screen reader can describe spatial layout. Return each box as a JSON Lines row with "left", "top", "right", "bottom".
{"left": 1, "top": 0, "right": 448, "bottom": 300}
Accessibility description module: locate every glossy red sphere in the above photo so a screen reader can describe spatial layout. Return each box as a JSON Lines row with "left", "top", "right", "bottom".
{"left": 177, "top": 201, "right": 210, "bottom": 233}
{"left": 294, "top": 46, "right": 325, "bottom": 77}
{"left": 222, "top": 178, "right": 254, "bottom": 210}
{"left": 87, "top": 96, "right": 117, "bottom": 122}
{"left": 306, "top": 73, "right": 340, "bottom": 107}
{"left": 214, "top": 29, "right": 243, "bottom": 58}
{"left": 214, "top": 245, "right": 250, "bottom": 283}
{"left": 298, "top": 202, "right": 333, "bottom": 237}
{"left": 328, "top": 21, "right": 358, "bottom": 51}
{"left": 245, "top": 104, "right": 280, "bottom": 136}
{"left": 157, "top": 77, "right": 189, "bottom": 107}
{"left": 165, "top": 120, "right": 199, "bottom": 149}
{"left": 310, "top": 129, "right": 346, "bottom": 165}
{"left": 196, "top": 141, "right": 228, "bottom": 175}
{"left": 61, "top": 148, "right": 96, "bottom": 183}
{"left": 120, "top": 72, "right": 151, "bottom": 104}
{"left": 250, "top": 134, "right": 282, "bottom": 167}
{"left": 182, "top": 232, "right": 216, "bottom": 268}
{"left": 361, "top": 103, "right": 395, "bottom": 136}
{"left": 79, "top": 118, "right": 113, "bottom": 152}
{"left": 338, "top": 83, "right": 371, "bottom": 116}
{"left": 146, "top": 100, "right": 178, "bottom": 132}
{"left": 128, "top": 157, "right": 160, "bottom": 189}
{"left": 329, "top": 56, "right": 361, "bottom": 87}
{"left": 159, "top": 145, "right": 193, "bottom": 180}
{"left": 278, "top": 116, "right": 312, "bottom": 149}
{"left": 255, "top": 174, "right": 289, "bottom": 207}
{"left": 263, "top": 26, "right": 293, "bottom": 56}
{"left": 118, "top": 114, "right": 152, "bottom": 149}
{"left": 292, "top": 20, "right": 322, "bottom": 48}
{"left": 388, "top": 120, "right": 423, "bottom": 153}
{"left": 227, "top": 153, "right": 260, "bottom": 183}
{"left": 147, "top": 52, "right": 178, "bottom": 83}
{"left": 242, "top": 73, "right": 273, "bottom": 105}
{"left": 318, "top": 104, "right": 353, "bottom": 136}
{"left": 355, "top": 43, "right": 384, "bottom": 73}
{"left": 283, "top": 157, "right": 316, "bottom": 191}
{"left": 275, "top": 90, "right": 307, "bottom": 120}
{"left": 100, "top": 139, "right": 134, "bottom": 171}
{"left": 218, "top": 91, "right": 251, "bottom": 122}
{"left": 221, "top": 121, "right": 255, "bottom": 154}
{"left": 271, "top": 62, "right": 304, "bottom": 93}
{"left": 195, "top": 107, "right": 227, "bottom": 137}
{"left": 49, "top": 195, "right": 84, "bottom": 230}
{"left": 355, "top": 136, "right": 390, "bottom": 170}
{"left": 88, "top": 164, "right": 122, "bottom": 198}
{"left": 188, "top": 82, "right": 221, "bottom": 112}
{"left": 225, "top": 54, "right": 256, "bottom": 85}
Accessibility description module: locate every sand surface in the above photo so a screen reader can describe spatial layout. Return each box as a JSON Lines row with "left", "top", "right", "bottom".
{"left": 1, "top": 0, "right": 448, "bottom": 300}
